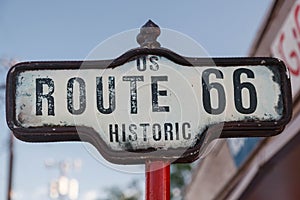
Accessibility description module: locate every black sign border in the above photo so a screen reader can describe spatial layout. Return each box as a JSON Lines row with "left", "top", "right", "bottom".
{"left": 6, "top": 48, "right": 292, "bottom": 164}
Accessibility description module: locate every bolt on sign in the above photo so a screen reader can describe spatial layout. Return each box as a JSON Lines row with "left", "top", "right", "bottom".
{"left": 6, "top": 21, "right": 292, "bottom": 164}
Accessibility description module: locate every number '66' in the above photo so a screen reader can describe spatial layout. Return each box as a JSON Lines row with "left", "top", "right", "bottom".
{"left": 202, "top": 68, "right": 257, "bottom": 115}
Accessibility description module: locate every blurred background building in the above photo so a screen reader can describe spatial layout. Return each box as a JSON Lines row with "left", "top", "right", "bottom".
{"left": 0, "top": 1, "right": 289, "bottom": 199}
{"left": 186, "top": 0, "right": 300, "bottom": 199}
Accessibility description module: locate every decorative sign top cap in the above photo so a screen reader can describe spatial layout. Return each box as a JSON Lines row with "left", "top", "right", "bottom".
{"left": 137, "top": 20, "right": 161, "bottom": 48}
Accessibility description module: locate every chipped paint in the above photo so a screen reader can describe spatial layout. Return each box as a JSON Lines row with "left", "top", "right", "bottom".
{"left": 13, "top": 56, "right": 284, "bottom": 152}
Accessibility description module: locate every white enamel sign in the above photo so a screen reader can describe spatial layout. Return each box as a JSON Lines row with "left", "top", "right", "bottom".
{"left": 6, "top": 50, "right": 291, "bottom": 163}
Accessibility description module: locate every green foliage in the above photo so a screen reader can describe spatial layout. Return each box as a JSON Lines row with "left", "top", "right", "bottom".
{"left": 170, "top": 164, "right": 192, "bottom": 199}
{"left": 100, "top": 179, "right": 142, "bottom": 200}
{"left": 101, "top": 164, "right": 192, "bottom": 200}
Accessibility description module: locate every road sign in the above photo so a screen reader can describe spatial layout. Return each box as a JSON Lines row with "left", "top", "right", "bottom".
{"left": 6, "top": 48, "right": 292, "bottom": 164}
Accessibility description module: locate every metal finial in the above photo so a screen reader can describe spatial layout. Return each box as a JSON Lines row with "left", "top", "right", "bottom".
{"left": 137, "top": 20, "right": 161, "bottom": 48}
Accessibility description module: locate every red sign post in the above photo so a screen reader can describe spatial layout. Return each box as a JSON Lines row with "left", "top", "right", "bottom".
{"left": 139, "top": 21, "right": 171, "bottom": 200}
{"left": 146, "top": 161, "right": 170, "bottom": 200}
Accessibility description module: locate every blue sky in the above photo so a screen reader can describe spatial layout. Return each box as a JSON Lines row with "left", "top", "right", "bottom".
{"left": 0, "top": 1, "right": 273, "bottom": 199}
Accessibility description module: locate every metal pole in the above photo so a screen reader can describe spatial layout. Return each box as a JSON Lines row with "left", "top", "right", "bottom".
{"left": 2, "top": 59, "right": 17, "bottom": 200}
{"left": 145, "top": 160, "right": 170, "bottom": 200}
{"left": 7, "top": 132, "right": 14, "bottom": 200}
{"left": 137, "top": 20, "right": 170, "bottom": 200}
